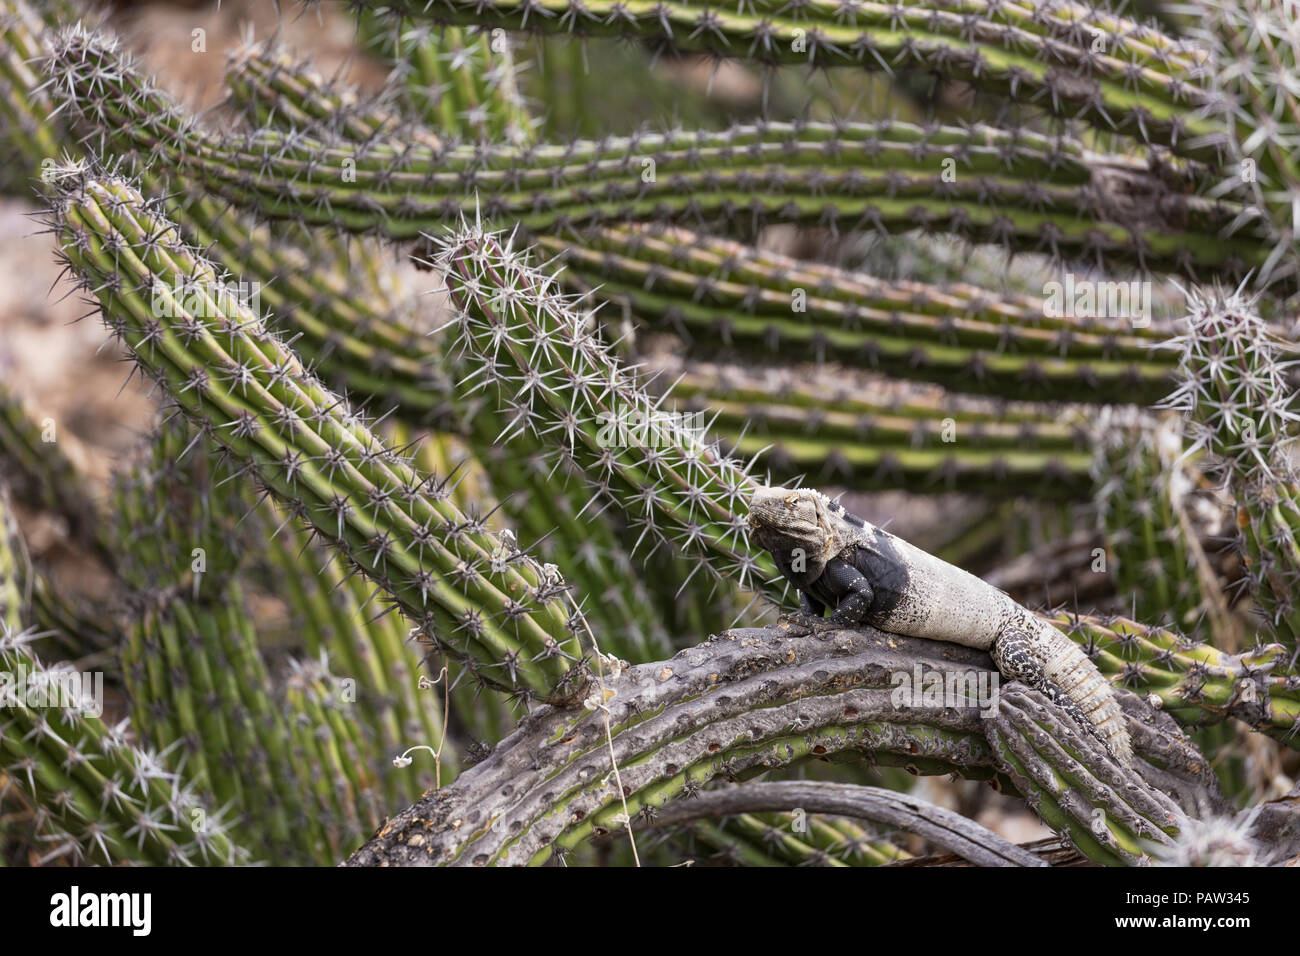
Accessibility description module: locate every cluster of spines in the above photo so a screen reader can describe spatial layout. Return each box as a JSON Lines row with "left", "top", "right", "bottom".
{"left": 49, "top": 170, "right": 588, "bottom": 703}
{"left": 1162, "top": 288, "right": 1300, "bottom": 656}
{"left": 41, "top": 27, "right": 1267, "bottom": 278}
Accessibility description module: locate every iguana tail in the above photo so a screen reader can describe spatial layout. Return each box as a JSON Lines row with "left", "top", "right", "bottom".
{"left": 992, "top": 618, "right": 1134, "bottom": 766}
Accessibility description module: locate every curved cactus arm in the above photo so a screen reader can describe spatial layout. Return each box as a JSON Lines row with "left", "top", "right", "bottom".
{"left": 985, "top": 684, "right": 1187, "bottom": 866}
{"left": 42, "top": 27, "right": 1263, "bottom": 276}
{"left": 349, "top": 0, "right": 1224, "bottom": 161}
{"left": 1050, "top": 612, "right": 1300, "bottom": 749}
{"left": 217, "top": 41, "right": 722, "bottom": 658}
{"left": 47, "top": 169, "right": 589, "bottom": 704}
{"left": 343, "top": 622, "right": 1211, "bottom": 866}
{"left": 539, "top": 225, "right": 1181, "bottom": 404}
{"left": 637, "top": 780, "right": 1045, "bottom": 866}
{"left": 215, "top": 39, "right": 1171, "bottom": 408}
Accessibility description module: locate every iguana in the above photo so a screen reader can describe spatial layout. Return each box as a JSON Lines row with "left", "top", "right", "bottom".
{"left": 746, "top": 485, "right": 1133, "bottom": 765}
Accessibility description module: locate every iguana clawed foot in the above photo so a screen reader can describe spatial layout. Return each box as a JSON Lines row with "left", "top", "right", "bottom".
{"left": 778, "top": 610, "right": 839, "bottom": 636}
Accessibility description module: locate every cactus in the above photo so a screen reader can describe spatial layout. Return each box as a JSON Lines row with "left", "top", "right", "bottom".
{"left": 48, "top": 171, "right": 589, "bottom": 703}
{"left": 355, "top": 15, "right": 534, "bottom": 145}
{"left": 1091, "top": 409, "right": 1221, "bottom": 631}
{"left": 351, "top": 0, "right": 1225, "bottom": 162}
{"left": 1050, "top": 612, "right": 1300, "bottom": 748}
{"left": 1, "top": 0, "right": 1298, "bottom": 870}
{"left": 538, "top": 225, "right": 1180, "bottom": 404}
{"left": 1163, "top": 288, "right": 1300, "bottom": 657}
{"left": 0, "top": 486, "right": 248, "bottom": 865}
{"left": 0, "top": 382, "right": 104, "bottom": 554}
{"left": 1186, "top": 0, "right": 1300, "bottom": 286}
{"left": 346, "top": 624, "right": 1214, "bottom": 867}
{"left": 44, "top": 28, "right": 1265, "bottom": 277}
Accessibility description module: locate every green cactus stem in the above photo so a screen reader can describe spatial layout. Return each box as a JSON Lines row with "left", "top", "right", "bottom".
{"left": 1049, "top": 612, "right": 1300, "bottom": 747}
{"left": 441, "top": 224, "right": 780, "bottom": 595}
{"left": 538, "top": 225, "right": 1180, "bottom": 404}
{"left": 355, "top": 15, "right": 534, "bottom": 144}
{"left": 1163, "top": 288, "right": 1300, "bottom": 656}
{"left": 49, "top": 170, "right": 588, "bottom": 703}
{"left": 44, "top": 27, "right": 1264, "bottom": 276}
{"left": 0, "top": 488, "right": 248, "bottom": 865}
{"left": 350, "top": 0, "right": 1225, "bottom": 164}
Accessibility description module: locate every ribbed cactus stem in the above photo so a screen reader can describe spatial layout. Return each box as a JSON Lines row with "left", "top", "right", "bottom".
{"left": 666, "top": 363, "right": 1095, "bottom": 495}
{"left": 1183, "top": 0, "right": 1300, "bottom": 286}
{"left": 1090, "top": 409, "right": 1215, "bottom": 630}
{"left": 356, "top": 15, "right": 534, "bottom": 144}
{"left": 1050, "top": 612, "right": 1300, "bottom": 747}
{"left": 538, "top": 225, "right": 1180, "bottom": 404}
{"left": 1163, "top": 288, "right": 1300, "bottom": 654}
{"left": 441, "top": 224, "right": 779, "bottom": 595}
{"left": 351, "top": 0, "right": 1224, "bottom": 162}
{"left": 49, "top": 171, "right": 588, "bottom": 702}
{"left": 0, "top": 489, "right": 248, "bottom": 865}
{"left": 43, "top": 27, "right": 1264, "bottom": 276}
{"left": 0, "top": 382, "right": 104, "bottom": 554}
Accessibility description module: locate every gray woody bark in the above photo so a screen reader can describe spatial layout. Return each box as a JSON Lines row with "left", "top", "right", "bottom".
{"left": 348, "top": 622, "right": 1224, "bottom": 866}
{"left": 632, "top": 779, "right": 1048, "bottom": 866}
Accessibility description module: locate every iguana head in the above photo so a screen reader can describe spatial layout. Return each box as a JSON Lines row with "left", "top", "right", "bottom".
{"left": 746, "top": 486, "right": 843, "bottom": 577}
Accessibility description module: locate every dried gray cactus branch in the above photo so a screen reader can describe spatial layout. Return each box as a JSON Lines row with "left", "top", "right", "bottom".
{"left": 629, "top": 779, "right": 1048, "bottom": 867}
{"left": 346, "top": 623, "right": 1216, "bottom": 867}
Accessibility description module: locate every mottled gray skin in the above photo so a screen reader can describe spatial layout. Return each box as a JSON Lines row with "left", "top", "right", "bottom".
{"left": 747, "top": 486, "right": 1133, "bottom": 765}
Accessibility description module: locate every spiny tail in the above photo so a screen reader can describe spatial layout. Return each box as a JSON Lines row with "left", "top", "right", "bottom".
{"left": 994, "top": 619, "right": 1134, "bottom": 766}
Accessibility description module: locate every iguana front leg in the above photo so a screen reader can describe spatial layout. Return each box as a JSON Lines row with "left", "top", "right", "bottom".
{"left": 788, "top": 559, "right": 874, "bottom": 634}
